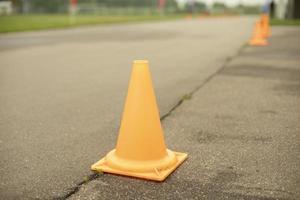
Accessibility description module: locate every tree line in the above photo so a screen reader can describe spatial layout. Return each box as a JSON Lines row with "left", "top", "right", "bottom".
{"left": 11, "top": 0, "right": 177, "bottom": 13}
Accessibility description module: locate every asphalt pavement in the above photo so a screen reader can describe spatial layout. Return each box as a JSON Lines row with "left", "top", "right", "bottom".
{"left": 0, "top": 17, "right": 256, "bottom": 199}
{"left": 68, "top": 26, "right": 300, "bottom": 200}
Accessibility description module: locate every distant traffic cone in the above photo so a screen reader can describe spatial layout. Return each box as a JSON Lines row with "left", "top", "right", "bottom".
{"left": 261, "top": 14, "right": 271, "bottom": 38}
{"left": 185, "top": 14, "right": 193, "bottom": 20}
{"left": 91, "top": 60, "right": 187, "bottom": 181}
{"left": 249, "top": 21, "right": 268, "bottom": 46}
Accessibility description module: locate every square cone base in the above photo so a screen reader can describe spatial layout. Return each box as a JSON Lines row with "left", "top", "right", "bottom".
{"left": 91, "top": 151, "right": 187, "bottom": 181}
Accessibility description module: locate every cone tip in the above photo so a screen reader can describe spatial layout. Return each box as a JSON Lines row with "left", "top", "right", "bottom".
{"left": 133, "top": 60, "right": 149, "bottom": 64}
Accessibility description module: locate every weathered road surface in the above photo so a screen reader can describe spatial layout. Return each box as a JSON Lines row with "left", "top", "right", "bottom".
{"left": 69, "top": 26, "right": 300, "bottom": 200}
{"left": 0, "top": 17, "right": 256, "bottom": 199}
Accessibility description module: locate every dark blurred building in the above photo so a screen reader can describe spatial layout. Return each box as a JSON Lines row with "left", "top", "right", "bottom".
{"left": 287, "top": 0, "right": 300, "bottom": 19}
{"left": 272, "top": 0, "right": 300, "bottom": 19}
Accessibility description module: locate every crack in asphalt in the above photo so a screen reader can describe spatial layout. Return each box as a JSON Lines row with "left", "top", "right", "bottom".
{"left": 58, "top": 44, "right": 247, "bottom": 200}
{"left": 54, "top": 173, "right": 101, "bottom": 200}
{"left": 161, "top": 44, "right": 247, "bottom": 120}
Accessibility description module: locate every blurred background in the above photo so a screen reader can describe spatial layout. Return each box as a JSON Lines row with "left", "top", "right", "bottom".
{"left": 0, "top": 0, "right": 298, "bottom": 33}
{"left": 0, "top": 0, "right": 266, "bottom": 14}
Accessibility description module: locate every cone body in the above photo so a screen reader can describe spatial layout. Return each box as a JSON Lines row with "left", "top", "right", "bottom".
{"left": 249, "top": 21, "right": 268, "bottom": 46}
{"left": 116, "top": 61, "right": 166, "bottom": 161}
{"left": 91, "top": 60, "right": 187, "bottom": 181}
{"left": 261, "top": 14, "right": 271, "bottom": 38}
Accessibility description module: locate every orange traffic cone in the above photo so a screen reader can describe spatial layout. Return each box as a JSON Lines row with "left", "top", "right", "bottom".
{"left": 185, "top": 14, "right": 193, "bottom": 20}
{"left": 261, "top": 14, "right": 271, "bottom": 38}
{"left": 249, "top": 21, "right": 268, "bottom": 46}
{"left": 91, "top": 60, "right": 187, "bottom": 181}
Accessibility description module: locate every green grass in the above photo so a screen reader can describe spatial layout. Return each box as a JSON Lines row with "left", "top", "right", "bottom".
{"left": 270, "top": 19, "right": 300, "bottom": 26}
{"left": 0, "top": 14, "right": 182, "bottom": 33}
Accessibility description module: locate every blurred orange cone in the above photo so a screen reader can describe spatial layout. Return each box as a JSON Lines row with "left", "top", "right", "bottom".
{"left": 249, "top": 21, "right": 268, "bottom": 46}
{"left": 185, "top": 14, "right": 193, "bottom": 20}
{"left": 261, "top": 14, "right": 271, "bottom": 38}
{"left": 91, "top": 60, "right": 187, "bottom": 181}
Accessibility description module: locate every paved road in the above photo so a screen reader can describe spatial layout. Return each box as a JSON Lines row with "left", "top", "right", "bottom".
{"left": 0, "top": 17, "right": 256, "bottom": 199}
{"left": 69, "top": 26, "right": 300, "bottom": 200}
